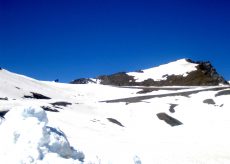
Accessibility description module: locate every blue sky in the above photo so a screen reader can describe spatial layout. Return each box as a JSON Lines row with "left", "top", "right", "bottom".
{"left": 1, "top": 0, "right": 230, "bottom": 82}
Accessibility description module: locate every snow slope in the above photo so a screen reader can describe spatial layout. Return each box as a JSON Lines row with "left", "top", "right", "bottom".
{"left": 127, "top": 59, "right": 198, "bottom": 82}
{"left": 0, "top": 66, "right": 230, "bottom": 164}
{"left": 0, "top": 69, "right": 68, "bottom": 99}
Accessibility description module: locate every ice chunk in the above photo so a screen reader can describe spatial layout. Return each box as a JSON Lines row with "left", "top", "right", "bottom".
{"left": 0, "top": 106, "right": 84, "bottom": 164}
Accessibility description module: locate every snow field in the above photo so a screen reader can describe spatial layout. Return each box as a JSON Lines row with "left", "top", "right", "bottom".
{"left": 0, "top": 60, "right": 230, "bottom": 164}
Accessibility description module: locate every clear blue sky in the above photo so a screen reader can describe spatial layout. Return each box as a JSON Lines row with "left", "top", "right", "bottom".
{"left": 1, "top": 0, "right": 230, "bottom": 82}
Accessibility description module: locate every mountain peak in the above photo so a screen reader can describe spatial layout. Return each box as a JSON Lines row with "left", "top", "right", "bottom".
{"left": 127, "top": 58, "right": 198, "bottom": 82}
{"left": 71, "top": 59, "right": 229, "bottom": 86}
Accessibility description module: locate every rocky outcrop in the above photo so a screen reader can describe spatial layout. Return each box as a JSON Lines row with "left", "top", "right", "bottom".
{"left": 71, "top": 59, "right": 229, "bottom": 86}
{"left": 215, "top": 89, "right": 230, "bottom": 97}
{"left": 0, "top": 110, "right": 9, "bottom": 118}
{"left": 23, "top": 92, "right": 51, "bottom": 99}
{"left": 98, "top": 72, "right": 136, "bottom": 86}
{"left": 156, "top": 113, "right": 183, "bottom": 127}
{"left": 203, "top": 99, "right": 216, "bottom": 105}
{"left": 41, "top": 106, "right": 59, "bottom": 112}
{"left": 0, "top": 97, "right": 8, "bottom": 100}
{"left": 107, "top": 118, "right": 125, "bottom": 127}
{"left": 169, "top": 104, "right": 178, "bottom": 113}
{"left": 183, "top": 59, "right": 228, "bottom": 85}
{"left": 51, "top": 101, "right": 72, "bottom": 107}
{"left": 70, "top": 78, "right": 96, "bottom": 84}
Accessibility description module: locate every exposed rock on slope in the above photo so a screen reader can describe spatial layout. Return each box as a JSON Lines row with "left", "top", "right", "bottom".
{"left": 156, "top": 112, "right": 183, "bottom": 126}
{"left": 71, "top": 59, "right": 229, "bottom": 86}
{"left": 98, "top": 72, "right": 136, "bottom": 86}
{"left": 70, "top": 78, "right": 96, "bottom": 84}
{"left": 23, "top": 92, "right": 51, "bottom": 99}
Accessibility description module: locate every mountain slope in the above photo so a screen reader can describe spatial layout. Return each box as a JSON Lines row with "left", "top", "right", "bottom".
{"left": 127, "top": 58, "right": 198, "bottom": 82}
{"left": 71, "top": 59, "right": 228, "bottom": 86}
{"left": 0, "top": 62, "right": 230, "bottom": 163}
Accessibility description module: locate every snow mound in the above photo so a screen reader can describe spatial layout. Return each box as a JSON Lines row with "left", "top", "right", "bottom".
{"left": 0, "top": 106, "right": 84, "bottom": 164}
{"left": 127, "top": 59, "right": 198, "bottom": 82}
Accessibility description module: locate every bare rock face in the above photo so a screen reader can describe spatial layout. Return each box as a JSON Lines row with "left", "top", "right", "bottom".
{"left": 98, "top": 72, "right": 136, "bottom": 86}
{"left": 23, "top": 92, "right": 51, "bottom": 99}
{"left": 71, "top": 59, "right": 229, "bottom": 86}
{"left": 215, "top": 89, "right": 230, "bottom": 97}
{"left": 183, "top": 59, "right": 228, "bottom": 85}
{"left": 70, "top": 78, "right": 96, "bottom": 84}
{"left": 203, "top": 99, "right": 216, "bottom": 105}
{"left": 0, "top": 110, "right": 9, "bottom": 118}
{"left": 107, "top": 118, "right": 125, "bottom": 127}
{"left": 156, "top": 113, "right": 183, "bottom": 127}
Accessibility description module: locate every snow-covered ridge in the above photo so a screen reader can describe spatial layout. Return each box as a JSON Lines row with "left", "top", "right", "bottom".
{"left": 0, "top": 69, "right": 57, "bottom": 99}
{"left": 127, "top": 59, "right": 198, "bottom": 82}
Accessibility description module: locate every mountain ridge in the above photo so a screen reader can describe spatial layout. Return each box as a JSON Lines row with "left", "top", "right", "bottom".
{"left": 71, "top": 58, "right": 229, "bottom": 86}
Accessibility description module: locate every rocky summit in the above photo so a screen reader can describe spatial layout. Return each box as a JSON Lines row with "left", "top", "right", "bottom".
{"left": 71, "top": 59, "right": 229, "bottom": 86}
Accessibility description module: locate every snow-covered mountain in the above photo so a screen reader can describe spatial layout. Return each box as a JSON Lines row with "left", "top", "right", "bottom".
{"left": 0, "top": 59, "right": 230, "bottom": 164}
{"left": 71, "top": 59, "right": 228, "bottom": 86}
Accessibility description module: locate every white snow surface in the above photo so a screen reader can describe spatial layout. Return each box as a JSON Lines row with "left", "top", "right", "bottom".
{"left": 0, "top": 106, "right": 84, "bottom": 164}
{"left": 1, "top": 63, "right": 230, "bottom": 164}
{"left": 127, "top": 59, "right": 198, "bottom": 82}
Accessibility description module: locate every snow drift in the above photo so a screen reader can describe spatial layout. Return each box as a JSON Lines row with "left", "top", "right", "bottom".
{"left": 0, "top": 106, "right": 84, "bottom": 164}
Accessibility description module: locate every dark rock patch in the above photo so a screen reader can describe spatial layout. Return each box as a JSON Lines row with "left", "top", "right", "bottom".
{"left": 41, "top": 106, "right": 59, "bottom": 112}
{"left": 0, "top": 110, "right": 9, "bottom": 118}
{"left": 24, "top": 92, "right": 51, "bottom": 99}
{"left": 15, "top": 87, "right": 20, "bottom": 90}
{"left": 128, "top": 87, "right": 189, "bottom": 94}
{"left": 139, "top": 79, "right": 156, "bottom": 86}
{"left": 0, "top": 97, "right": 8, "bottom": 100}
{"left": 135, "top": 70, "right": 144, "bottom": 73}
{"left": 169, "top": 104, "right": 178, "bottom": 113}
{"left": 54, "top": 106, "right": 63, "bottom": 109}
{"left": 137, "top": 88, "right": 157, "bottom": 94}
{"left": 51, "top": 101, "right": 72, "bottom": 107}
{"left": 203, "top": 99, "right": 216, "bottom": 105}
{"left": 162, "top": 74, "right": 169, "bottom": 78}
{"left": 102, "top": 86, "right": 229, "bottom": 104}
{"left": 156, "top": 113, "right": 183, "bottom": 127}
{"left": 98, "top": 72, "right": 136, "bottom": 86}
{"left": 71, "top": 78, "right": 96, "bottom": 84}
{"left": 107, "top": 118, "right": 125, "bottom": 127}
{"left": 215, "top": 90, "right": 230, "bottom": 97}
